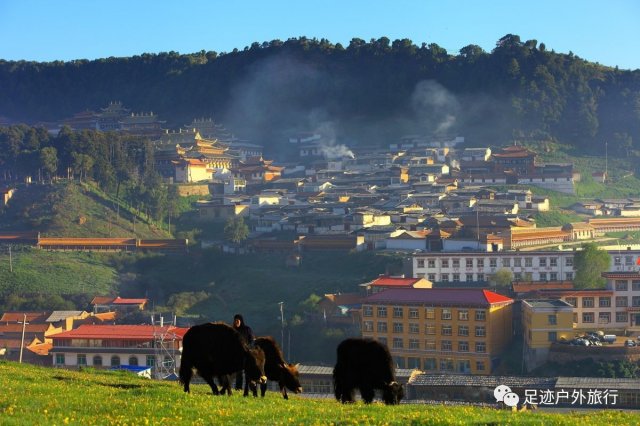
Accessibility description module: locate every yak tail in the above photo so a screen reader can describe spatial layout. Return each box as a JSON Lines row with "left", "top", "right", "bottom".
{"left": 178, "top": 354, "right": 193, "bottom": 386}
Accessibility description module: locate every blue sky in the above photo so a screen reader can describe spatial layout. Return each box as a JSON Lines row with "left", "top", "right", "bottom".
{"left": 1, "top": 0, "right": 638, "bottom": 70}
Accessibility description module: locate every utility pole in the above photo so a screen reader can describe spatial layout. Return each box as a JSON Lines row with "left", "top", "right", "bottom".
{"left": 605, "top": 140, "right": 608, "bottom": 183}
{"left": 18, "top": 313, "right": 29, "bottom": 363}
{"left": 278, "top": 302, "right": 285, "bottom": 349}
{"left": 9, "top": 245, "right": 13, "bottom": 273}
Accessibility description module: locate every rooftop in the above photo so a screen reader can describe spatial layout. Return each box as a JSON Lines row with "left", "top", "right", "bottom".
{"left": 51, "top": 325, "right": 188, "bottom": 340}
{"left": 364, "top": 288, "right": 513, "bottom": 306}
{"left": 522, "top": 299, "right": 574, "bottom": 309}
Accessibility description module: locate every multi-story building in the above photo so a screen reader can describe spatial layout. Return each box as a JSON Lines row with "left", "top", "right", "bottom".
{"left": 412, "top": 248, "right": 640, "bottom": 284}
{"left": 522, "top": 299, "right": 574, "bottom": 371}
{"left": 361, "top": 288, "right": 514, "bottom": 375}
{"left": 50, "top": 325, "right": 187, "bottom": 378}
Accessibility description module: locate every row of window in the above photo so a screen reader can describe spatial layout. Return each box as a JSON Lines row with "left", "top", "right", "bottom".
{"left": 417, "top": 272, "right": 574, "bottom": 282}
{"left": 54, "top": 353, "right": 170, "bottom": 367}
{"left": 578, "top": 312, "right": 629, "bottom": 324}
{"left": 395, "top": 356, "right": 486, "bottom": 372}
{"left": 363, "top": 321, "right": 487, "bottom": 337}
{"left": 362, "top": 306, "right": 486, "bottom": 321}
{"left": 564, "top": 296, "right": 640, "bottom": 308}
{"left": 374, "top": 337, "right": 487, "bottom": 352}
{"left": 416, "top": 257, "right": 572, "bottom": 269}
{"left": 613, "top": 280, "right": 640, "bottom": 291}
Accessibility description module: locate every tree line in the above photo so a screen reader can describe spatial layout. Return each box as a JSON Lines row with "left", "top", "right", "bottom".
{"left": 0, "top": 34, "right": 639, "bottom": 153}
{"left": 0, "top": 125, "right": 176, "bottom": 225}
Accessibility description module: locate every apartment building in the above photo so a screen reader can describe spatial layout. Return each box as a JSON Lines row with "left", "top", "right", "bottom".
{"left": 361, "top": 288, "right": 514, "bottom": 375}
{"left": 412, "top": 248, "right": 640, "bottom": 284}
{"left": 522, "top": 299, "right": 574, "bottom": 371}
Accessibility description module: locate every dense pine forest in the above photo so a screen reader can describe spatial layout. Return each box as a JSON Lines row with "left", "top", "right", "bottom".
{"left": 1, "top": 35, "right": 639, "bottom": 153}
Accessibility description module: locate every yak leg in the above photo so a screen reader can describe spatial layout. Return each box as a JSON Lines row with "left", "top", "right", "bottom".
{"left": 360, "top": 386, "right": 375, "bottom": 404}
{"left": 202, "top": 375, "right": 220, "bottom": 395}
{"left": 260, "top": 382, "right": 268, "bottom": 397}
{"left": 217, "top": 375, "right": 232, "bottom": 396}
{"left": 280, "top": 383, "right": 289, "bottom": 400}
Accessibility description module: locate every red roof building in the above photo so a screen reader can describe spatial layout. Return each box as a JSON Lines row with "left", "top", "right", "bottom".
{"left": 361, "top": 276, "right": 433, "bottom": 295}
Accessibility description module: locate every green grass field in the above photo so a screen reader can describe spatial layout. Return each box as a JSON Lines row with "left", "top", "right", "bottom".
{"left": 1, "top": 361, "right": 638, "bottom": 425}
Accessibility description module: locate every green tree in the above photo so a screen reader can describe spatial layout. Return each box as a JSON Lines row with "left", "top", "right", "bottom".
{"left": 39, "top": 146, "right": 58, "bottom": 182}
{"left": 573, "top": 243, "right": 611, "bottom": 289}
{"left": 489, "top": 268, "right": 513, "bottom": 287}
{"left": 224, "top": 216, "right": 249, "bottom": 244}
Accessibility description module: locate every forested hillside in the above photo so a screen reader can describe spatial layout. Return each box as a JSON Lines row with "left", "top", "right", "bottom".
{"left": 1, "top": 35, "right": 639, "bottom": 153}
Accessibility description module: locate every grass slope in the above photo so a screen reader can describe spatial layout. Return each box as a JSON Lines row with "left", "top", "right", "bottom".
{"left": 0, "top": 182, "right": 170, "bottom": 239}
{"left": 1, "top": 362, "right": 638, "bottom": 425}
{"left": 0, "top": 248, "right": 118, "bottom": 296}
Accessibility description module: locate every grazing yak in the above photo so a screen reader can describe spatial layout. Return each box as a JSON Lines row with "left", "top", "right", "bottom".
{"left": 333, "top": 338, "right": 404, "bottom": 405}
{"left": 254, "top": 336, "right": 302, "bottom": 399}
{"left": 179, "top": 322, "right": 267, "bottom": 397}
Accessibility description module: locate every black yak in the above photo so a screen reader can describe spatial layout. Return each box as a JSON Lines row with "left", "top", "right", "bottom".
{"left": 179, "top": 322, "right": 267, "bottom": 397}
{"left": 333, "top": 338, "right": 404, "bottom": 405}
{"left": 254, "top": 336, "right": 302, "bottom": 399}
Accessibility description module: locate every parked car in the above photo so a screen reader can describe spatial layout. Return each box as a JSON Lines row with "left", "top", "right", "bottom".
{"left": 624, "top": 339, "right": 637, "bottom": 347}
{"left": 602, "top": 335, "right": 617, "bottom": 344}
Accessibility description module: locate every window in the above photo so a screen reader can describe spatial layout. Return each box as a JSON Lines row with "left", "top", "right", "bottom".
{"left": 626, "top": 256, "right": 633, "bottom": 265}
{"left": 428, "top": 274, "right": 436, "bottom": 282}
{"left": 539, "top": 272, "right": 547, "bottom": 281}
{"left": 417, "top": 259, "right": 425, "bottom": 268}
{"left": 476, "top": 361, "right": 485, "bottom": 371}
{"left": 614, "top": 256, "right": 621, "bottom": 266}
{"left": 377, "top": 322, "right": 388, "bottom": 333}
{"left": 475, "top": 326, "right": 486, "bottom": 337}
{"left": 615, "top": 280, "right": 628, "bottom": 291}
{"left": 425, "top": 340, "right": 436, "bottom": 350}
{"left": 599, "top": 297, "right": 611, "bottom": 308}
{"left": 409, "top": 308, "right": 419, "bottom": 319}
{"left": 452, "top": 259, "right": 460, "bottom": 268}
{"left": 441, "top": 274, "right": 450, "bottom": 282}
{"left": 458, "top": 325, "right": 469, "bottom": 336}
{"left": 477, "top": 259, "right": 484, "bottom": 268}
{"left": 616, "top": 297, "right": 628, "bottom": 307}
{"left": 111, "top": 356, "right": 121, "bottom": 367}
{"left": 565, "top": 272, "right": 574, "bottom": 280}
{"left": 378, "top": 337, "right": 387, "bottom": 346}
{"left": 582, "top": 297, "right": 594, "bottom": 308}
{"left": 363, "top": 306, "right": 373, "bottom": 317}
{"left": 425, "top": 324, "right": 436, "bottom": 335}
{"left": 393, "top": 322, "right": 403, "bottom": 333}
{"left": 632, "top": 296, "right": 640, "bottom": 307}
{"left": 441, "top": 340, "right": 452, "bottom": 351}
{"left": 582, "top": 312, "right": 594, "bottom": 323}
{"left": 539, "top": 258, "right": 547, "bottom": 267}
{"left": 440, "top": 358, "right": 454, "bottom": 371}
{"left": 565, "top": 297, "right": 577, "bottom": 307}
{"left": 548, "top": 315, "right": 557, "bottom": 325}
{"left": 616, "top": 312, "right": 628, "bottom": 323}
{"left": 466, "top": 259, "right": 473, "bottom": 268}
{"left": 441, "top": 325, "right": 452, "bottom": 336}
{"left": 458, "top": 341, "right": 469, "bottom": 352}
{"left": 77, "top": 354, "right": 87, "bottom": 366}
{"left": 598, "top": 312, "right": 611, "bottom": 324}
{"left": 514, "top": 258, "right": 522, "bottom": 267}
{"left": 407, "top": 357, "right": 421, "bottom": 368}
{"left": 514, "top": 272, "right": 522, "bottom": 280}
{"left": 452, "top": 274, "right": 460, "bottom": 282}
{"left": 393, "top": 338, "right": 403, "bottom": 349}
{"left": 442, "top": 259, "right": 449, "bottom": 268}
{"left": 475, "top": 310, "right": 486, "bottom": 321}
{"left": 409, "top": 339, "right": 420, "bottom": 350}
{"left": 550, "top": 272, "right": 557, "bottom": 281}
{"left": 548, "top": 332, "right": 557, "bottom": 342}
{"left": 93, "top": 355, "right": 102, "bottom": 366}
{"left": 573, "top": 313, "right": 578, "bottom": 323}
{"left": 377, "top": 306, "right": 387, "bottom": 317}
{"left": 477, "top": 273, "right": 485, "bottom": 282}
{"left": 502, "top": 258, "right": 511, "bottom": 267}
{"left": 424, "top": 358, "right": 436, "bottom": 370}
{"left": 490, "top": 259, "right": 497, "bottom": 268}
{"left": 425, "top": 308, "right": 435, "bottom": 319}
{"left": 475, "top": 342, "right": 486, "bottom": 353}
{"left": 409, "top": 323, "right": 419, "bottom": 334}
{"left": 525, "top": 257, "right": 533, "bottom": 267}
{"left": 458, "top": 310, "right": 469, "bottom": 321}
{"left": 466, "top": 274, "right": 473, "bottom": 282}
{"left": 393, "top": 307, "right": 404, "bottom": 318}
{"left": 363, "top": 321, "right": 373, "bottom": 332}
{"left": 428, "top": 259, "right": 436, "bottom": 268}
{"left": 129, "top": 356, "right": 139, "bottom": 366}
{"left": 441, "top": 309, "right": 452, "bottom": 320}
{"left": 566, "top": 257, "right": 573, "bottom": 267}
{"left": 633, "top": 281, "right": 640, "bottom": 291}
{"left": 146, "top": 356, "right": 155, "bottom": 367}
{"left": 55, "top": 354, "right": 65, "bottom": 365}
{"left": 550, "top": 258, "right": 557, "bottom": 267}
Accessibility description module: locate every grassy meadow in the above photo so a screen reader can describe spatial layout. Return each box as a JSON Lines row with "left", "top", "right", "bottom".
{"left": 1, "top": 362, "right": 639, "bottom": 425}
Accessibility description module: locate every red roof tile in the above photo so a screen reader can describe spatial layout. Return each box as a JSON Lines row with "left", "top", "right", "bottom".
{"left": 365, "top": 288, "right": 513, "bottom": 306}
{"left": 0, "top": 312, "right": 50, "bottom": 323}
{"left": 370, "top": 276, "right": 422, "bottom": 287}
{"left": 51, "top": 325, "right": 188, "bottom": 340}
{"left": 112, "top": 297, "right": 147, "bottom": 305}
